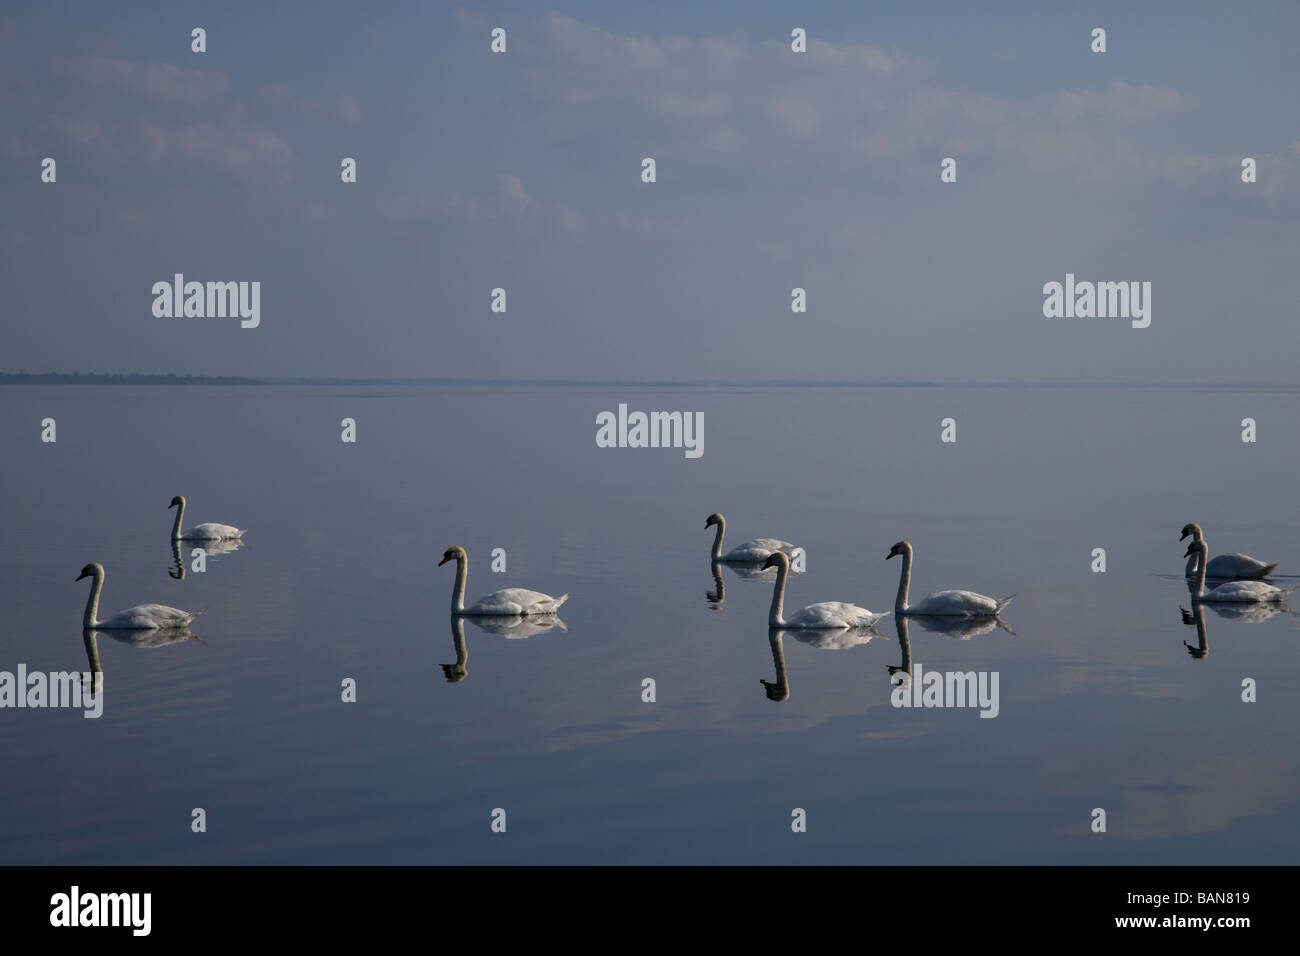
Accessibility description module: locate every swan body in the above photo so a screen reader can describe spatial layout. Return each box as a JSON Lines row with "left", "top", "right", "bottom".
{"left": 887, "top": 541, "right": 1014, "bottom": 618}
{"left": 439, "top": 546, "right": 568, "bottom": 616}
{"left": 170, "top": 495, "right": 245, "bottom": 541}
{"left": 1184, "top": 539, "right": 1292, "bottom": 604}
{"left": 761, "top": 552, "right": 887, "bottom": 629}
{"left": 76, "top": 563, "right": 203, "bottom": 630}
{"left": 1179, "top": 523, "right": 1275, "bottom": 579}
{"left": 706, "top": 513, "right": 803, "bottom": 565}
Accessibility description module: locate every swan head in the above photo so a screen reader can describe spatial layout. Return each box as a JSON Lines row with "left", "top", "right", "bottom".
{"left": 886, "top": 541, "right": 911, "bottom": 560}
{"left": 169, "top": 495, "right": 185, "bottom": 509}
{"left": 75, "top": 562, "right": 103, "bottom": 582}
{"left": 438, "top": 546, "right": 466, "bottom": 567}
{"left": 1179, "top": 522, "right": 1202, "bottom": 542}
{"left": 704, "top": 513, "right": 723, "bottom": 529}
{"left": 762, "top": 552, "right": 789, "bottom": 571}
{"left": 1184, "top": 539, "right": 1207, "bottom": 558}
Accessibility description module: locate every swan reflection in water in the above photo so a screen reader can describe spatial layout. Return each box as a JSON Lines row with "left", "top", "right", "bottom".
{"left": 887, "top": 612, "right": 1013, "bottom": 688}
{"left": 903, "top": 612, "right": 1014, "bottom": 638}
{"left": 80, "top": 625, "right": 205, "bottom": 690}
{"left": 169, "top": 537, "right": 244, "bottom": 579}
{"left": 441, "top": 613, "right": 567, "bottom": 683}
{"left": 760, "top": 624, "right": 883, "bottom": 702}
{"left": 1178, "top": 595, "right": 1297, "bottom": 660}
{"left": 706, "top": 559, "right": 800, "bottom": 608}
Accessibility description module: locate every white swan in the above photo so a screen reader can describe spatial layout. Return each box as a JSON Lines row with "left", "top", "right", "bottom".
{"left": 170, "top": 495, "right": 245, "bottom": 541}
{"left": 76, "top": 562, "right": 203, "bottom": 629}
{"left": 439, "top": 546, "right": 568, "bottom": 616}
{"left": 1179, "top": 522, "right": 1276, "bottom": 579}
{"left": 761, "top": 552, "right": 886, "bottom": 629}
{"left": 1184, "top": 538, "right": 1293, "bottom": 604}
{"left": 706, "top": 513, "right": 803, "bottom": 565}
{"left": 887, "top": 541, "right": 1014, "bottom": 617}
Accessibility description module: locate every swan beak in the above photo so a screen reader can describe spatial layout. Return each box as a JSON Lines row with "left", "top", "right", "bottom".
{"left": 437, "top": 555, "right": 451, "bottom": 566}
{"left": 75, "top": 571, "right": 88, "bottom": 581}
{"left": 1179, "top": 530, "right": 1189, "bottom": 541}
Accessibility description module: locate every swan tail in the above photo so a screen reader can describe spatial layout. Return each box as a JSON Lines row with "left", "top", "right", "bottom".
{"left": 995, "top": 616, "right": 1016, "bottom": 635}
{"left": 994, "top": 594, "right": 1016, "bottom": 614}
{"left": 549, "top": 594, "right": 569, "bottom": 611}
{"left": 1255, "top": 563, "right": 1278, "bottom": 577}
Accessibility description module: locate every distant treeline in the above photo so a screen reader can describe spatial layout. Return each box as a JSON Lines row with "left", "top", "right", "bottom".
{"left": 0, "top": 372, "right": 265, "bottom": 385}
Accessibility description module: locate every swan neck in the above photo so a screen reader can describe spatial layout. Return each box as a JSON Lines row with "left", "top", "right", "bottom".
{"left": 171, "top": 500, "right": 184, "bottom": 540}
{"left": 83, "top": 569, "right": 102, "bottom": 628}
{"left": 768, "top": 560, "right": 788, "bottom": 626}
{"left": 451, "top": 557, "right": 468, "bottom": 613}
{"left": 1184, "top": 549, "right": 1199, "bottom": 578}
{"left": 894, "top": 551, "right": 912, "bottom": 614}
{"left": 710, "top": 519, "right": 725, "bottom": 560}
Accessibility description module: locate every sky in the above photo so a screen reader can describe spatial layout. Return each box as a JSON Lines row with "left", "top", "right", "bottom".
{"left": 1, "top": 1, "right": 1298, "bottom": 383}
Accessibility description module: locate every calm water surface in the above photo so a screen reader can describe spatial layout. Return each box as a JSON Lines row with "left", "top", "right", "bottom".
{"left": 1, "top": 384, "right": 1298, "bottom": 863}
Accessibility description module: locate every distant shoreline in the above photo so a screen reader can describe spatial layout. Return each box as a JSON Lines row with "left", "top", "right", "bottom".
{"left": 0, "top": 372, "right": 1296, "bottom": 390}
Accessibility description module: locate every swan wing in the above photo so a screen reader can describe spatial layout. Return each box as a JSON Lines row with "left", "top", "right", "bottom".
{"left": 185, "top": 523, "right": 245, "bottom": 540}
{"left": 910, "top": 589, "right": 1003, "bottom": 617}
{"left": 786, "top": 601, "right": 886, "bottom": 629}
{"left": 468, "top": 588, "right": 568, "bottom": 616}
{"left": 1205, "top": 552, "right": 1276, "bottom": 578}
{"left": 98, "top": 603, "right": 199, "bottom": 629}
{"left": 722, "top": 538, "right": 803, "bottom": 563}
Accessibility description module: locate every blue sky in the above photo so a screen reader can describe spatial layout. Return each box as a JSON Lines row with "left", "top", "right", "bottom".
{"left": 2, "top": 1, "right": 1298, "bottom": 382}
